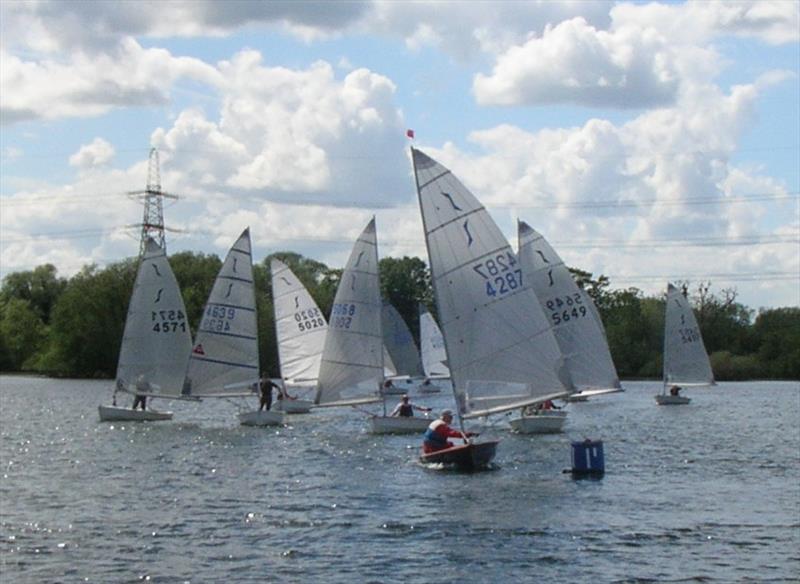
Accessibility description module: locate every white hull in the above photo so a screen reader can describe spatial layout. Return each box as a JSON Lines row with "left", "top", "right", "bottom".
{"left": 655, "top": 394, "right": 691, "bottom": 405}
{"left": 98, "top": 405, "right": 173, "bottom": 422}
{"left": 510, "top": 411, "right": 567, "bottom": 434}
{"left": 238, "top": 410, "right": 285, "bottom": 426}
{"left": 417, "top": 384, "right": 442, "bottom": 394}
{"left": 273, "top": 399, "right": 313, "bottom": 414}
{"left": 369, "top": 415, "right": 432, "bottom": 434}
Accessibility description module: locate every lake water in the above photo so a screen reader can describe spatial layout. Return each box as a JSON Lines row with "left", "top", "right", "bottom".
{"left": 1, "top": 376, "right": 798, "bottom": 583}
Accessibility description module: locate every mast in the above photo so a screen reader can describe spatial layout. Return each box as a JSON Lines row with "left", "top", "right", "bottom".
{"left": 128, "top": 148, "right": 179, "bottom": 257}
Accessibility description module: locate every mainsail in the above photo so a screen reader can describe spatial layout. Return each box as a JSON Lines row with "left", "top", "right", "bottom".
{"left": 663, "top": 283, "right": 715, "bottom": 386}
{"left": 411, "top": 147, "right": 572, "bottom": 418}
{"left": 314, "top": 218, "right": 383, "bottom": 407}
{"left": 419, "top": 304, "right": 450, "bottom": 378}
{"left": 382, "top": 300, "right": 424, "bottom": 377}
{"left": 185, "top": 228, "right": 259, "bottom": 397}
{"left": 116, "top": 238, "right": 192, "bottom": 397}
{"left": 517, "top": 220, "right": 620, "bottom": 392}
{"left": 271, "top": 258, "right": 328, "bottom": 386}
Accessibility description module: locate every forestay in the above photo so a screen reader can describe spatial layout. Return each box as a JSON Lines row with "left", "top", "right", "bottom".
{"left": 271, "top": 258, "right": 328, "bottom": 386}
{"left": 663, "top": 283, "right": 715, "bottom": 387}
{"left": 518, "top": 221, "right": 620, "bottom": 392}
{"left": 419, "top": 304, "right": 450, "bottom": 378}
{"left": 314, "top": 218, "right": 383, "bottom": 407}
{"left": 116, "top": 238, "right": 192, "bottom": 397}
{"left": 382, "top": 300, "right": 424, "bottom": 377}
{"left": 185, "top": 228, "right": 259, "bottom": 397}
{"left": 411, "top": 147, "right": 572, "bottom": 418}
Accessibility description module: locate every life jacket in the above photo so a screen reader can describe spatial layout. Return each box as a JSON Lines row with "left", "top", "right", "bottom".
{"left": 423, "top": 419, "right": 448, "bottom": 448}
{"left": 398, "top": 403, "right": 414, "bottom": 417}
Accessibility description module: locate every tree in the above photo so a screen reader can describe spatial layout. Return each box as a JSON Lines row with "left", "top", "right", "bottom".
{"left": 0, "top": 264, "right": 66, "bottom": 324}
{"left": 43, "top": 262, "right": 135, "bottom": 377}
{"left": 378, "top": 256, "right": 431, "bottom": 344}
{"left": 0, "top": 297, "right": 47, "bottom": 371}
{"left": 752, "top": 307, "right": 800, "bottom": 379}
{"left": 602, "top": 288, "right": 655, "bottom": 378}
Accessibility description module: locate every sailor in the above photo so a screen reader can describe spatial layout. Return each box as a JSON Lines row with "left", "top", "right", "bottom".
{"left": 422, "top": 410, "right": 476, "bottom": 453}
{"left": 259, "top": 378, "right": 281, "bottom": 411}
{"left": 132, "top": 375, "right": 149, "bottom": 410}
{"left": 669, "top": 385, "right": 682, "bottom": 396}
{"left": 390, "top": 394, "right": 431, "bottom": 417}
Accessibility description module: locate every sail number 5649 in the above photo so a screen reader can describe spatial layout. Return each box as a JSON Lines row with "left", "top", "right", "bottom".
{"left": 473, "top": 253, "right": 522, "bottom": 298}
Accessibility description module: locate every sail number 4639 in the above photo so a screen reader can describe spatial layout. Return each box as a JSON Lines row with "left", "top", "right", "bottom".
{"left": 473, "top": 253, "right": 522, "bottom": 298}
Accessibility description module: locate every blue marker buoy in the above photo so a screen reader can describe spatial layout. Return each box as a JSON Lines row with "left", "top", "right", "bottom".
{"left": 571, "top": 439, "right": 605, "bottom": 477}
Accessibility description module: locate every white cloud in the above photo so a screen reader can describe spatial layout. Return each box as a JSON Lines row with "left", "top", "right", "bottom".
{"left": 69, "top": 138, "right": 116, "bottom": 170}
{"left": 151, "top": 52, "right": 408, "bottom": 206}
{"left": 0, "top": 39, "right": 220, "bottom": 125}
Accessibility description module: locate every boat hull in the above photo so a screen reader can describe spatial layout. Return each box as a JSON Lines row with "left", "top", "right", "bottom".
{"left": 420, "top": 440, "right": 499, "bottom": 470}
{"left": 273, "top": 399, "right": 313, "bottom": 414}
{"left": 655, "top": 394, "right": 691, "bottom": 405}
{"left": 510, "top": 412, "right": 567, "bottom": 434}
{"left": 98, "top": 405, "right": 173, "bottom": 422}
{"left": 370, "top": 415, "right": 432, "bottom": 434}
{"left": 238, "top": 410, "right": 285, "bottom": 426}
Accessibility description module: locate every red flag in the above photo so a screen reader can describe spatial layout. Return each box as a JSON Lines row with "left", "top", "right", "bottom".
{"left": 193, "top": 344, "right": 205, "bottom": 355}
{"left": 406, "top": 129, "right": 415, "bottom": 139}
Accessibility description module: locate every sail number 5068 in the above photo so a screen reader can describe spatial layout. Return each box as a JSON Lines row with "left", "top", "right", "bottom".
{"left": 473, "top": 253, "right": 522, "bottom": 298}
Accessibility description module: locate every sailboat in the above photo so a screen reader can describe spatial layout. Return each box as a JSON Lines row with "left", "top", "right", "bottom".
{"left": 411, "top": 147, "right": 574, "bottom": 468}
{"left": 270, "top": 257, "right": 325, "bottom": 413}
{"left": 315, "top": 218, "right": 385, "bottom": 409}
{"left": 183, "top": 228, "right": 283, "bottom": 426}
{"left": 418, "top": 304, "right": 449, "bottom": 393}
{"left": 381, "top": 300, "right": 437, "bottom": 395}
{"left": 656, "top": 283, "right": 715, "bottom": 405}
{"left": 512, "top": 221, "right": 622, "bottom": 432}
{"left": 98, "top": 238, "right": 193, "bottom": 422}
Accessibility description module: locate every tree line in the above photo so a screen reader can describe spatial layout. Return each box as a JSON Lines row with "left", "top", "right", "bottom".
{"left": 0, "top": 253, "right": 797, "bottom": 381}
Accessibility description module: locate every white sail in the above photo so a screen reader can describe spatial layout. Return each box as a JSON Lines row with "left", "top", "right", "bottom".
{"left": 383, "top": 344, "right": 398, "bottom": 377}
{"left": 382, "top": 300, "right": 423, "bottom": 377}
{"left": 116, "top": 238, "right": 192, "bottom": 397}
{"left": 518, "top": 221, "right": 620, "bottom": 392}
{"left": 411, "top": 147, "right": 572, "bottom": 419}
{"left": 185, "top": 228, "right": 259, "bottom": 397}
{"left": 663, "top": 283, "right": 715, "bottom": 386}
{"left": 314, "top": 218, "right": 383, "bottom": 407}
{"left": 271, "top": 258, "right": 328, "bottom": 386}
{"left": 419, "top": 304, "right": 450, "bottom": 378}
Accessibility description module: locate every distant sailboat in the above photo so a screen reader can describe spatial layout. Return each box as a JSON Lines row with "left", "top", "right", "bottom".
{"left": 382, "top": 300, "right": 436, "bottom": 395}
{"left": 418, "top": 304, "right": 449, "bottom": 392}
{"left": 270, "top": 258, "right": 325, "bottom": 413}
{"left": 98, "top": 238, "right": 193, "bottom": 422}
{"left": 513, "top": 221, "right": 622, "bottom": 432}
{"left": 411, "top": 147, "right": 574, "bottom": 468}
{"left": 315, "top": 218, "right": 385, "bottom": 409}
{"left": 656, "top": 283, "right": 715, "bottom": 405}
{"left": 184, "top": 228, "right": 282, "bottom": 426}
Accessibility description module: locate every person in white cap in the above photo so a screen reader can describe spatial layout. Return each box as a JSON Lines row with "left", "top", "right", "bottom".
{"left": 422, "top": 409, "right": 477, "bottom": 453}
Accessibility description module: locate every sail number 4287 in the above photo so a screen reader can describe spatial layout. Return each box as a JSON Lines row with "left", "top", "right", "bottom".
{"left": 473, "top": 253, "right": 522, "bottom": 298}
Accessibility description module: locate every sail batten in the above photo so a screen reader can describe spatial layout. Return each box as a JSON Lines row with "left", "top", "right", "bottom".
{"left": 315, "top": 218, "right": 384, "bottom": 406}
{"left": 412, "top": 147, "right": 571, "bottom": 418}
{"left": 518, "top": 221, "right": 621, "bottom": 393}
{"left": 663, "top": 283, "right": 715, "bottom": 387}
{"left": 185, "top": 228, "right": 260, "bottom": 397}
{"left": 116, "top": 238, "right": 193, "bottom": 397}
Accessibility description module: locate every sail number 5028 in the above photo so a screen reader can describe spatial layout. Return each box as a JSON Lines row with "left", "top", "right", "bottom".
{"left": 472, "top": 253, "right": 522, "bottom": 298}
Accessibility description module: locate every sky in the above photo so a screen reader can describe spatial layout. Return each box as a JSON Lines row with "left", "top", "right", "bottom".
{"left": 1, "top": 0, "right": 798, "bottom": 311}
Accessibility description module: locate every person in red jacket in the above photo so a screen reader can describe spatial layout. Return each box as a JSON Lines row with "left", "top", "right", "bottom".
{"left": 422, "top": 410, "right": 476, "bottom": 453}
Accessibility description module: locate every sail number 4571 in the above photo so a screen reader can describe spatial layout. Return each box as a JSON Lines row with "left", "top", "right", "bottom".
{"left": 473, "top": 253, "right": 522, "bottom": 298}
{"left": 151, "top": 309, "right": 187, "bottom": 333}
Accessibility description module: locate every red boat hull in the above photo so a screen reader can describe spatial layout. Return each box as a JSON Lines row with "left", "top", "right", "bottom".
{"left": 420, "top": 440, "right": 499, "bottom": 470}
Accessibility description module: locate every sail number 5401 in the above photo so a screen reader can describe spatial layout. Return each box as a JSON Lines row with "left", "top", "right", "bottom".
{"left": 473, "top": 253, "right": 522, "bottom": 298}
